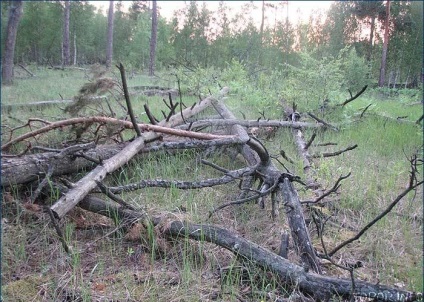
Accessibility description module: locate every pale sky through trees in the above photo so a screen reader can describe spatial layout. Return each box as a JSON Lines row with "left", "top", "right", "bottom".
{"left": 92, "top": 1, "right": 333, "bottom": 25}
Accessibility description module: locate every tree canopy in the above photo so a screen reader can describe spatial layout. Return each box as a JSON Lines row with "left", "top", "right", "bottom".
{"left": 1, "top": 0, "right": 422, "bottom": 86}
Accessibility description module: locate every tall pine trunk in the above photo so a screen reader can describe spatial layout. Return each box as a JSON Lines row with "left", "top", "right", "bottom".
{"left": 149, "top": 0, "right": 158, "bottom": 76}
{"left": 2, "top": 1, "right": 23, "bottom": 85}
{"left": 367, "top": 15, "right": 375, "bottom": 62}
{"left": 62, "top": 0, "right": 70, "bottom": 66}
{"left": 106, "top": 1, "right": 114, "bottom": 68}
{"left": 378, "top": 0, "right": 390, "bottom": 87}
{"left": 73, "top": 32, "right": 77, "bottom": 66}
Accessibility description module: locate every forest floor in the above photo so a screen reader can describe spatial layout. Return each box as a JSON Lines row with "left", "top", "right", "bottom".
{"left": 1, "top": 66, "right": 423, "bottom": 301}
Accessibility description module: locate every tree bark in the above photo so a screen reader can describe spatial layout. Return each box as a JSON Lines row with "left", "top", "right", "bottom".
{"left": 49, "top": 88, "right": 230, "bottom": 219}
{"left": 50, "top": 133, "right": 154, "bottom": 219}
{"left": 77, "top": 196, "right": 421, "bottom": 302}
{"left": 378, "top": 0, "right": 391, "bottom": 87}
{"left": 106, "top": 1, "right": 114, "bottom": 68}
{"left": 73, "top": 32, "right": 77, "bottom": 65}
{"left": 280, "top": 178, "right": 322, "bottom": 274}
{"left": 148, "top": 0, "right": 157, "bottom": 76}
{"left": 62, "top": 0, "right": 71, "bottom": 66}
{"left": 2, "top": 1, "right": 23, "bottom": 85}
{"left": 1, "top": 143, "right": 127, "bottom": 187}
{"left": 1, "top": 136, "right": 244, "bottom": 188}
{"left": 367, "top": 15, "right": 375, "bottom": 62}
{"left": 210, "top": 100, "right": 259, "bottom": 166}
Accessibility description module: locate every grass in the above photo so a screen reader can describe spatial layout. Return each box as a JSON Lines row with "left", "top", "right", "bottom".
{"left": 1, "top": 66, "right": 423, "bottom": 300}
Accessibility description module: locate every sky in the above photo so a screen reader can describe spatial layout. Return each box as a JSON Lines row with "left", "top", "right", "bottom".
{"left": 91, "top": 1, "right": 334, "bottom": 25}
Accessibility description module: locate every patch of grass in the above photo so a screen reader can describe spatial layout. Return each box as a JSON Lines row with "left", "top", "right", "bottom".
{"left": 1, "top": 67, "right": 423, "bottom": 300}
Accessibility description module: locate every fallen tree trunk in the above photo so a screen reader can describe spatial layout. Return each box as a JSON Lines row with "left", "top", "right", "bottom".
{"left": 164, "top": 222, "right": 419, "bottom": 302}
{"left": 178, "top": 119, "right": 324, "bottom": 131}
{"left": 279, "top": 99, "right": 319, "bottom": 189}
{"left": 49, "top": 87, "right": 230, "bottom": 219}
{"left": 1, "top": 87, "right": 235, "bottom": 188}
{"left": 211, "top": 100, "right": 259, "bottom": 166}
{"left": 281, "top": 178, "right": 322, "bottom": 274}
{"left": 208, "top": 100, "right": 322, "bottom": 274}
{"left": 50, "top": 133, "right": 153, "bottom": 219}
{"left": 1, "top": 143, "right": 126, "bottom": 187}
{"left": 1, "top": 136, "right": 248, "bottom": 188}
{"left": 1, "top": 96, "right": 108, "bottom": 114}
{"left": 77, "top": 196, "right": 420, "bottom": 302}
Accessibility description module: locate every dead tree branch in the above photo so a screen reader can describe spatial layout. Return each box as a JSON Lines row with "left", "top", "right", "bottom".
{"left": 49, "top": 88, "right": 231, "bottom": 219}
{"left": 340, "top": 85, "right": 368, "bottom": 107}
{"left": 97, "top": 166, "right": 254, "bottom": 194}
{"left": 76, "top": 196, "right": 420, "bottom": 301}
{"left": 359, "top": 103, "right": 373, "bottom": 118}
{"left": 117, "top": 63, "right": 141, "bottom": 136}
{"left": 327, "top": 156, "right": 423, "bottom": 257}
{"left": 178, "top": 119, "right": 323, "bottom": 131}
{"left": 281, "top": 178, "right": 322, "bottom": 274}
{"left": 18, "top": 63, "right": 35, "bottom": 77}
{"left": 143, "top": 104, "right": 159, "bottom": 125}
{"left": 302, "top": 173, "right": 351, "bottom": 205}
{"left": 95, "top": 180, "right": 136, "bottom": 210}
{"left": 1, "top": 116, "right": 234, "bottom": 151}
{"left": 307, "top": 113, "right": 338, "bottom": 130}
{"left": 311, "top": 144, "right": 358, "bottom": 158}
{"left": 304, "top": 132, "right": 316, "bottom": 150}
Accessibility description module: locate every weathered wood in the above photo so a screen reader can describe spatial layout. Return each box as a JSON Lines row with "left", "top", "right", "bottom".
{"left": 164, "top": 221, "right": 419, "bottom": 302}
{"left": 77, "top": 196, "right": 420, "bottom": 302}
{"left": 280, "top": 178, "right": 322, "bottom": 274}
{"left": 178, "top": 119, "right": 323, "bottom": 131}
{"left": 130, "top": 88, "right": 179, "bottom": 97}
{"left": 49, "top": 87, "right": 230, "bottom": 219}
{"left": 288, "top": 117, "right": 319, "bottom": 189}
{"left": 208, "top": 100, "right": 322, "bottom": 275}
{"left": 279, "top": 231, "right": 290, "bottom": 259}
{"left": 2, "top": 115, "right": 234, "bottom": 152}
{"left": 211, "top": 99, "right": 259, "bottom": 166}
{"left": 2, "top": 97, "right": 238, "bottom": 188}
{"left": 1, "top": 143, "right": 127, "bottom": 187}
{"left": 50, "top": 134, "right": 152, "bottom": 219}
{"left": 1, "top": 96, "right": 107, "bottom": 113}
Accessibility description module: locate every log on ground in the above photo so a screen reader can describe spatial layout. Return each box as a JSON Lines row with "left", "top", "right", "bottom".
{"left": 77, "top": 196, "right": 420, "bottom": 302}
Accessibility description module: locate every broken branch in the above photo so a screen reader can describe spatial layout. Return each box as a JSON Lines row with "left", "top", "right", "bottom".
{"left": 328, "top": 159, "right": 423, "bottom": 257}
{"left": 117, "top": 63, "right": 141, "bottom": 136}
{"left": 340, "top": 85, "right": 368, "bottom": 107}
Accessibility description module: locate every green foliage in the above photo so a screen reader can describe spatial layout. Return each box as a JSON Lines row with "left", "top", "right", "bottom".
{"left": 282, "top": 51, "right": 343, "bottom": 107}
{"left": 16, "top": 2, "right": 62, "bottom": 64}
{"left": 338, "top": 46, "right": 370, "bottom": 91}
{"left": 2, "top": 0, "right": 421, "bottom": 87}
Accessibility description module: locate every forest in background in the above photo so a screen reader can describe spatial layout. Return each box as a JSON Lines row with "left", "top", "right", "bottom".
{"left": 1, "top": 0, "right": 423, "bottom": 90}
{"left": 1, "top": 1, "right": 423, "bottom": 301}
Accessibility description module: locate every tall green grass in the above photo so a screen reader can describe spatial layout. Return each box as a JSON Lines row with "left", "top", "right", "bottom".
{"left": 2, "top": 66, "right": 423, "bottom": 300}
